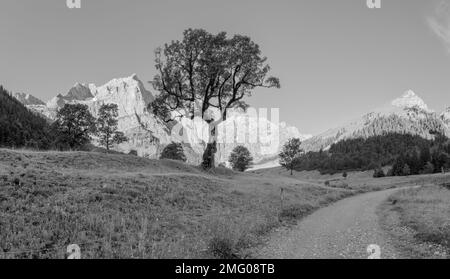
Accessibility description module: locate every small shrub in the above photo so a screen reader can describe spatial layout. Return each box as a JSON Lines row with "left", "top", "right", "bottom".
{"left": 207, "top": 218, "right": 240, "bottom": 259}
{"left": 373, "top": 168, "right": 385, "bottom": 178}
{"left": 279, "top": 204, "right": 315, "bottom": 221}
{"left": 13, "top": 177, "right": 20, "bottom": 186}
{"left": 442, "top": 183, "right": 450, "bottom": 190}
{"left": 342, "top": 172, "right": 348, "bottom": 178}
{"left": 402, "top": 164, "right": 411, "bottom": 176}
{"left": 208, "top": 236, "right": 235, "bottom": 259}
{"left": 228, "top": 146, "right": 253, "bottom": 172}
{"left": 386, "top": 167, "right": 394, "bottom": 177}
{"left": 160, "top": 142, "right": 187, "bottom": 162}
{"left": 422, "top": 162, "right": 434, "bottom": 174}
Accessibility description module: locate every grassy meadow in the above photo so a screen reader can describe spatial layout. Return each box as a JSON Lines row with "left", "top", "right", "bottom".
{"left": 0, "top": 148, "right": 353, "bottom": 259}
{"left": 379, "top": 185, "right": 450, "bottom": 258}
{"left": 1, "top": 148, "right": 448, "bottom": 259}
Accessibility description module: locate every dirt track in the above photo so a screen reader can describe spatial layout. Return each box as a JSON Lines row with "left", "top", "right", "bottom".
{"left": 255, "top": 188, "right": 403, "bottom": 259}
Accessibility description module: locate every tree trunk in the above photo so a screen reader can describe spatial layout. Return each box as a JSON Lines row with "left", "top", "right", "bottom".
{"left": 201, "top": 119, "right": 220, "bottom": 170}
{"left": 202, "top": 141, "right": 217, "bottom": 169}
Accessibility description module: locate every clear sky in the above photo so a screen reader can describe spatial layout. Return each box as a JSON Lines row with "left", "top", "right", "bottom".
{"left": 1, "top": 0, "right": 450, "bottom": 135}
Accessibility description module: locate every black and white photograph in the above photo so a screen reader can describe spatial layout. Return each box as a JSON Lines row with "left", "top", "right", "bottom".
{"left": 1, "top": 0, "right": 450, "bottom": 265}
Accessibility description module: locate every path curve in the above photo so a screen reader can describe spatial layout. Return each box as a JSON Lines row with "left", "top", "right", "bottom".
{"left": 255, "top": 188, "right": 403, "bottom": 259}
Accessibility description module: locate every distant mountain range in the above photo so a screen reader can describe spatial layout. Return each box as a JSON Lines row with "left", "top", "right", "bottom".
{"left": 13, "top": 74, "right": 307, "bottom": 164}
{"left": 12, "top": 75, "right": 450, "bottom": 165}
{"left": 301, "top": 90, "right": 450, "bottom": 152}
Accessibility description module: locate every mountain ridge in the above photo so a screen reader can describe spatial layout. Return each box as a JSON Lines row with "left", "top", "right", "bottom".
{"left": 13, "top": 74, "right": 306, "bottom": 164}
{"left": 302, "top": 90, "right": 450, "bottom": 152}
{"left": 13, "top": 87, "right": 450, "bottom": 156}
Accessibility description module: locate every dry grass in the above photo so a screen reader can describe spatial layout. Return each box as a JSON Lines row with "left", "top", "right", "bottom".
{"left": 379, "top": 185, "right": 450, "bottom": 258}
{"left": 2, "top": 148, "right": 445, "bottom": 259}
{"left": 253, "top": 167, "right": 450, "bottom": 192}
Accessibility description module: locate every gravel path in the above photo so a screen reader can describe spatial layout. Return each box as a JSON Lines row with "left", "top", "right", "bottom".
{"left": 255, "top": 188, "right": 403, "bottom": 259}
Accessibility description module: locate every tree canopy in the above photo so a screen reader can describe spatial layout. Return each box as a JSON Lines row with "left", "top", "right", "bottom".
{"left": 294, "top": 133, "right": 450, "bottom": 176}
{"left": 228, "top": 145, "right": 253, "bottom": 172}
{"left": 149, "top": 28, "right": 280, "bottom": 168}
{"left": 52, "top": 103, "right": 96, "bottom": 150}
{"left": 279, "top": 138, "right": 304, "bottom": 175}
{"left": 160, "top": 142, "right": 187, "bottom": 162}
{"left": 96, "top": 104, "right": 128, "bottom": 150}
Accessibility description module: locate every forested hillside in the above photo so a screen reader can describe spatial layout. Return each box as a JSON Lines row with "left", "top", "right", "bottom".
{"left": 294, "top": 133, "right": 450, "bottom": 175}
{"left": 0, "top": 86, "right": 53, "bottom": 149}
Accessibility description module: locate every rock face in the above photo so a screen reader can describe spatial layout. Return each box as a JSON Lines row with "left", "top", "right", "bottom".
{"left": 13, "top": 93, "right": 54, "bottom": 120}
{"left": 391, "top": 90, "right": 430, "bottom": 112}
{"left": 14, "top": 74, "right": 172, "bottom": 158}
{"left": 442, "top": 107, "right": 450, "bottom": 127}
{"left": 51, "top": 74, "right": 176, "bottom": 159}
{"left": 215, "top": 113, "right": 311, "bottom": 164}
{"left": 14, "top": 74, "right": 308, "bottom": 165}
{"left": 302, "top": 90, "right": 450, "bottom": 151}
{"left": 13, "top": 93, "right": 45, "bottom": 106}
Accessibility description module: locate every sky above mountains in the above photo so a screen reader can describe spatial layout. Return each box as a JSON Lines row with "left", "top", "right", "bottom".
{"left": 1, "top": 0, "right": 450, "bottom": 135}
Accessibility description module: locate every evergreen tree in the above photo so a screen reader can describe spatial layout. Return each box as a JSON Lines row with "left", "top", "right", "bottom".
{"left": 431, "top": 150, "right": 447, "bottom": 173}
{"left": 228, "top": 146, "right": 253, "bottom": 172}
{"left": 391, "top": 155, "right": 407, "bottom": 176}
{"left": 402, "top": 164, "right": 411, "bottom": 176}
{"left": 406, "top": 152, "right": 422, "bottom": 175}
{"left": 160, "top": 142, "right": 187, "bottom": 162}
{"left": 96, "top": 104, "right": 128, "bottom": 150}
{"left": 294, "top": 133, "right": 444, "bottom": 175}
{"left": 419, "top": 146, "right": 431, "bottom": 167}
{"left": 422, "top": 162, "right": 434, "bottom": 174}
{"left": 373, "top": 168, "right": 386, "bottom": 178}
{"left": 0, "top": 86, "right": 53, "bottom": 149}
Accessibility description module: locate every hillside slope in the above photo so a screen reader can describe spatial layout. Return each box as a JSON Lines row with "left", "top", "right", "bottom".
{"left": 0, "top": 148, "right": 360, "bottom": 259}
{"left": 0, "top": 86, "right": 53, "bottom": 149}
{"left": 2, "top": 149, "right": 449, "bottom": 259}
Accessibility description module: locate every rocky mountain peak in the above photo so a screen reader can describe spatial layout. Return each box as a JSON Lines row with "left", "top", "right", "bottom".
{"left": 442, "top": 107, "right": 450, "bottom": 124}
{"left": 302, "top": 89, "right": 449, "bottom": 152}
{"left": 12, "top": 74, "right": 315, "bottom": 164}
{"left": 67, "top": 83, "right": 94, "bottom": 100}
{"left": 45, "top": 74, "right": 154, "bottom": 113}
{"left": 391, "top": 90, "right": 430, "bottom": 112}
{"left": 13, "top": 93, "right": 45, "bottom": 106}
